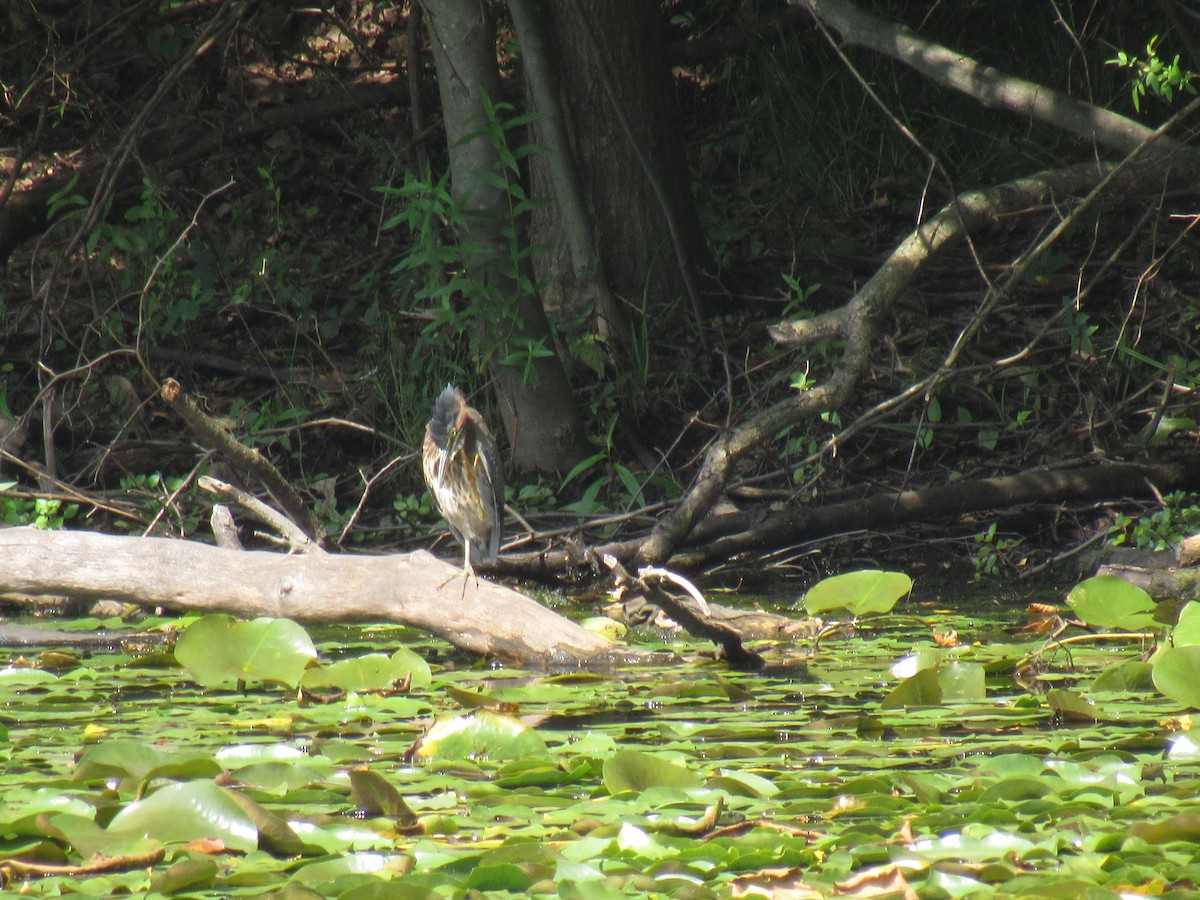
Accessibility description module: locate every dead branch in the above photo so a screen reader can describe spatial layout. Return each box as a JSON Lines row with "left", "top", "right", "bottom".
{"left": 795, "top": 0, "right": 1200, "bottom": 173}
{"left": 683, "top": 461, "right": 1200, "bottom": 565}
{"left": 0, "top": 528, "right": 627, "bottom": 667}
{"left": 160, "top": 379, "right": 326, "bottom": 546}
{"left": 605, "top": 556, "right": 764, "bottom": 669}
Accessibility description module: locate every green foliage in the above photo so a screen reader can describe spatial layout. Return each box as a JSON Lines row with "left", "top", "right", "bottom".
{"left": 412, "top": 710, "right": 549, "bottom": 762}
{"left": 559, "top": 414, "right": 677, "bottom": 516}
{"left": 0, "top": 485, "right": 80, "bottom": 529}
{"left": 1108, "top": 35, "right": 1198, "bottom": 112}
{"left": 972, "top": 522, "right": 1026, "bottom": 580}
{"left": 1066, "top": 575, "right": 1156, "bottom": 631}
{"left": 300, "top": 648, "right": 432, "bottom": 692}
{"left": 14, "top": 595, "right": 1200, "bottom": 895}
{"left": 1108, "top": 491, "right": 1200, "bottom": 551}
{"left": 602, "top": 749, "right": 702, "bottom": 794}
{"left": 372, "top": 95, "right": 545, "bottom": 442}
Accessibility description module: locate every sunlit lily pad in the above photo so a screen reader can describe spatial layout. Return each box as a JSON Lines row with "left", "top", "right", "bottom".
{"left": 174, "top": 615, "right": 317, "bottom": 688}
{"left": 73, "top": 739, "right": 222, "bottom": 787}
{"left": 301, "top": 648, "right": 431, "bottom": 692}
{"left": 1066, "top": 576, "right": 1156, "bottom": 631}
{"left": 106, "top": 781, "right": 258, "bottom": 852}
{"left": 881, "top": 661, "right": 984, "bottom": 708}
{"left": 803, "top": 569, "right": 912, "bottom": 616}
{"left": 1153, "top": 646, "right": 1200, "bottom": 709}
{"left": 602, "top": 749, "right": 702, "bottom": 795}
{"left": 1170, "top": 601, "right": 1200, "bottom": 648}
{"left": 411, "top": 710, "right": 549, "bottom": 761}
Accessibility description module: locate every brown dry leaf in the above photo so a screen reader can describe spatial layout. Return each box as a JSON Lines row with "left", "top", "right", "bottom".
{"left": 181, "top": 838, "right": 226, "bottom": 855}
{"left": 1014, "top": 603, "right": 1065, "bottom": 635}
{"left": 931, "top": 627, "right": 958, "bottom": 647}
{"left": 729, "top": 865, "right": 825, "bottom": 899}
{"left": 835, "top": 863, "right": 920, "bottom": 898}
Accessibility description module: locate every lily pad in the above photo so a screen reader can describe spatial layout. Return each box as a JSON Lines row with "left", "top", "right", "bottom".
{"left": 1153, "top": 646, "right": 1200, "bottom": 709}
{"left": 1066, "top": 576, "right": 1156, "bottom": 631}
{"left": 803, "top": 569, "right": 913, "bottom": 616}
{"left": 301, "top": 648, "right": 431, "bottom": 692}
{"left": 601, "top": 749, "right": 702, "bottom": 795}
{"left": 106, "top": 781, "right": 258, "bottom": 852}
{"left": 411, "top": 710, "right": 549, "bottom": 761}
{"left": 174, "top": 615, "right": 317, "bottom": 688}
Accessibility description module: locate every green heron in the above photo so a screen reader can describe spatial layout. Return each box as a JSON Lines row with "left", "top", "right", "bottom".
{"left": 422, "top": 385, "right": 504, "bottom": 577}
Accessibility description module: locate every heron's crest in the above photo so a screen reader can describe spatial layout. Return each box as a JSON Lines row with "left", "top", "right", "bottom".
{"left": 427, "top": 385, "right": 462, "bottom": 451}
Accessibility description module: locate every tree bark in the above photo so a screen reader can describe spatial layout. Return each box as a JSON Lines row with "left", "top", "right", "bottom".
{"left": 524, "top": 0, "right": 711, "bottom": 325}
{"left": 421, "top": 0, "right": 589, "bottom": 473}
{"left": 0, "top": 528, "right": 622, "bottom": 667}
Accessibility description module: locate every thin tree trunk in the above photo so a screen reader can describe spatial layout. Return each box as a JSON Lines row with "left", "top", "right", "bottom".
{"left": 421, "top": 0, "right": 588, "bottom": 472}
{"left": 525, "top": 0, "right": 712, "bottom": 326}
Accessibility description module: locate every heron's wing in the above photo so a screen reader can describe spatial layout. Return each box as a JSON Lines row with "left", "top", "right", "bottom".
{"left": 476, "top": 438, "right": 503, "bottom": 561}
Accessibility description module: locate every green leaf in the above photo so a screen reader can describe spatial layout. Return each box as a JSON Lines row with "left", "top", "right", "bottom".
{"left": 1131, "top": 814, "right": 1200, "bottom": 844}
{"left": 73, "top": 740, "right": 221, "bottom": 787}
{"left": 881, "top": 662, "right": 984, "bottom": 708}
{"left": 174, "top": 615, "right": 317, "bottom": 688}
{"left": 106, "top": 781, "right": 258, "bottom": 852}
{"left": 1090, "top": 660, "right": 1154, "bottom": 693}
{"left": 1153, "top": 646, "right": 1200, "bottom": 708}
{"left": 601, "top": 750, "right": 701, "bottom": 795}
{"left": 803, "top": 569, "right": 913, "bottom": 616}
{"left": 1171, "top": 601, "right": 1200, "bottom": 647}
{"left": 412, "top": 710, "right": 549, "bottom": 761}
{"left": 301, "top": 649, "right": 431, "bottom": 692}
{"left": 1066, "top": 576, "right": 1156, "bottom": 631}
{"left": 349, "top": 769, "right": 419, "bottom": 825}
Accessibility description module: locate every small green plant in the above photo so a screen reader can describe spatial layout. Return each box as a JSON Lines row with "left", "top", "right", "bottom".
{"left": 1063, "top": 298, "right": 1098, "bottom": 357}
{"left": 780, "top": 274, "right": 821, "bottom": 319}
{"left": 0, "top": 483, "right": 80, "bottom": 529}
{"left": 1109, "top": 491, "right": 1200, "bottom": 551}
{"left": 391, "top": 491, "right": 436, "bottom": 538}
{"left": 973, "top": 522, "right": 1026, "bottom": 580}
{"left": 1108, "top": 35, "right": 1197, "bottom": 112}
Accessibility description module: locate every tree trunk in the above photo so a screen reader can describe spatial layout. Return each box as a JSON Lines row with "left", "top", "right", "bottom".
{"left": 420, "top": 0, "right": 588, "bottom": 473}
{"left": 523, "top": 0, "right": 712, "bottom": 330}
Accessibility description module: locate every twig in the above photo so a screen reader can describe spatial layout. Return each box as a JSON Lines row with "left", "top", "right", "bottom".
{"left": 199, "top": 475, "right": 319, "bottom": 554}
{"left": 159, "top": 378, "right": 326, "bottom": 546}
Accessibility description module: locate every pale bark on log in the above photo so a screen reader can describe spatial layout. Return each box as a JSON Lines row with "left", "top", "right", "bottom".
{"left": 0, "top": 529, "right": 623, "bottom": 667}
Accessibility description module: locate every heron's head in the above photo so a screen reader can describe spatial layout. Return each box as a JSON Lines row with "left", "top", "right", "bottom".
{"left": 428, "top": 385, "right": 467, "bottom": 454}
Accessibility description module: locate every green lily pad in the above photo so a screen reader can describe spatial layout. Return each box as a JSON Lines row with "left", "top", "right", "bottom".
{"left": 174, "top": 615, "right": 317, "bottom": 688}
{"left": 412, "top": 710, "right": 549, "bottom": 761}
{"left": 106, "top": 781, "right": 258, "bottom": 852}
{"left": 601, "top": 749, "right": 702, "bottom": 795}
{"left": 1066, "top": 576, "right": 1156, "bottom": 631}
{"left": 301, "top": 648, "right": 431, "bottom": 692}
{"left": 1153, "top": 646, "right": 1200, "bottom": 709}
{"left": 803, "top": 569, "right": 912, "bottom": 616}
{"left": 73, "top": 739, "right": 221, "bottom": 787}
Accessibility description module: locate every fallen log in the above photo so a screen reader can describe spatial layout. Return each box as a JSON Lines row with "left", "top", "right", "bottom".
{"left": 0, "top": 528, "right": 625, "bottom": 668}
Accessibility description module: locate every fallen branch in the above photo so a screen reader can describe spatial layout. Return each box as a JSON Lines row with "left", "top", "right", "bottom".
{"left": 795, "top": 0, "right": 1200, "bottom": 173}
{"left": 683, "top": 461, "right": 1200, "bottom": 564}
{"left": 0, "top": 528, "right": 626, "bottom": 667}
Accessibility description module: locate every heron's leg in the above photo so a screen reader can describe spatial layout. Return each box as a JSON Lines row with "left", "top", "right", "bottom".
{"left": 459, "top": 541, "right": 476, "bottom": 599}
